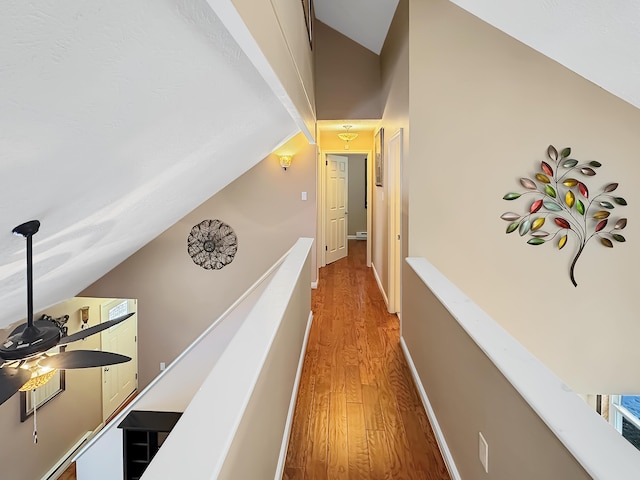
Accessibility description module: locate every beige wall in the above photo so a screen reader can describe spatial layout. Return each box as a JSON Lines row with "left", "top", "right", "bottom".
{"left": 347, "top": 154, "right": 367, "bottom": 235}
{"left": 408, "top": 0, "right": 640, "bottom": 392}
{"left": 82, "top": 133, "right": 317, "bottom": 388}
{"left": 314, "top": 21, "right": 382, "bottom": 120}
{"left": 229, "top": 0, "right": 316, "bottom": 139}
{"left": 403, "top": 266, "right": 591, "bottom": 480}
{"left": 374, "top": 0, "right": 409, "bottom": 308}
{"left": 0, "top": 297, "right": 117, "bottom": 480}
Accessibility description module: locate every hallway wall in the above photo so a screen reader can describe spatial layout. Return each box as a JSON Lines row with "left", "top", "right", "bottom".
{"left": 82, "top": 133, "right": 317, "bottom": 388}
{"left": 407, "top": 0, "right": 640, "bottom": 393}
{"left": 347, "top": 154, "right": 367, "bottom": 236}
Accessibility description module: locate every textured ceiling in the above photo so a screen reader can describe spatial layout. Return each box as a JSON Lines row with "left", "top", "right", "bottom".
{"left": 315, "top": 0, "right": 640, "bottom": 109}
{"left": 0, "top": 0, "right": 297, "bottom": 329}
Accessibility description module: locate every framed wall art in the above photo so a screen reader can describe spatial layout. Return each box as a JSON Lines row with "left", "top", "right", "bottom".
{"left": 375, "top": 127, "right": 384, "bottom": 187}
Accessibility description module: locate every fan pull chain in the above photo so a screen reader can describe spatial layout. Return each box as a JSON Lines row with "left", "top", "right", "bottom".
{"left": 32, "top": 389, "right": 38, "bottom": 444}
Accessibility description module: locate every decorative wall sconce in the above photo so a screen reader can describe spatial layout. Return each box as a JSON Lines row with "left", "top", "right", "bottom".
{"left": 80, "top": 306, "right": 90, "bottom": 327}
{"left": 337, "top": 125, "right": 358, "bottom": 150}
{"left": 279, "top": 155, "right": 293, "bottom": 171}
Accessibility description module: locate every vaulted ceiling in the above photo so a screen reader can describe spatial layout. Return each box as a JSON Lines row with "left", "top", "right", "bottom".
{"left": 315, "top": 0, "right": 640, "bottom": 110}
{"left": 0, "top": 0, "right": 297, "bottom": 330}
{"left": 1, "top": 0, "right": 639, "bottom": 331}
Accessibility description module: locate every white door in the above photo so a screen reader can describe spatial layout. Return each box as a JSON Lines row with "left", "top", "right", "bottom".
{"left": 101, "top": 299, "right": 137, "bottom": 421}
{"left": 388, "top": 130, "right": 403, "bottom": 314}
{"left": 326, "top": 154, "right": 348, "bottom": 264}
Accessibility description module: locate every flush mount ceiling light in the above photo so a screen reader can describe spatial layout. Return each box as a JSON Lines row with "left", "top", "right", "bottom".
{"left": 337, "top": 125, "right": 358, "bottom": 150}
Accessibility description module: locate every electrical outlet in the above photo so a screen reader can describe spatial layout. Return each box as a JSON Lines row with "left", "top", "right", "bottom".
{"left": 479, "top": 432, "right": 489, "bottom": 473}
{"left": 160, "top": 362, "right": 166, "bottom": 371}
{"left": 301, "top": 191, "right": 307, "bottom": 201}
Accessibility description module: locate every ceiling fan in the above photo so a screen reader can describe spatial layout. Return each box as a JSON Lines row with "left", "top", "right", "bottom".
{"left": 0, "top": 220, "right": 134, "bottom": 406}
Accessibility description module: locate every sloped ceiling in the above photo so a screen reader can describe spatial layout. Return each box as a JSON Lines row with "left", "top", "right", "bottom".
{"left": 315, "top": 0, "right": 640, "bottom": 109}
{"left": 0, "top": 0, "right": 297, "bottom": 329}
{"left": 314, "top": 0, "right": 399, "bottom": 54}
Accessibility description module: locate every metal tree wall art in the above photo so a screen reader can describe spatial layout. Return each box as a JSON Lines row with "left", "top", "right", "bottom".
{"left": 501, "top": 145, "right": 628, "bottom": 287}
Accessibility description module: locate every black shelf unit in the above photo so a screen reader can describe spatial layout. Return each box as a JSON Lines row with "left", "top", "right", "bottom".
{"left": 118, "top": 410, "right": 182, "bottom": 480}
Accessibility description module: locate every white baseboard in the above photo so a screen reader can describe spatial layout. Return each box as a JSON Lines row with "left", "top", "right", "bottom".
{"left": 274, "top": 311, "right": 314, "bottom": 479}
{"left": 400, "top": 337, "right": 461, "bottom": 480}
{"left": 311, "top": 281, "right": 318, "bottom": 289}
{"left": 347, "top": 235, "right": 358, "bottom": 240}
{"left": 43, "top": 430, "right": 93, "bottom": 480}
{"left": 371, "top": 263, "right": 389, "bottom": 308}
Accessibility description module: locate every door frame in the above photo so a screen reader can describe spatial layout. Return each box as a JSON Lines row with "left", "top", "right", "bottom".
{"left": 387, "top": 129, "right": 403, "bottom": 315}
{"left": 319, "top": 148, "right": 373, "bottom": 268}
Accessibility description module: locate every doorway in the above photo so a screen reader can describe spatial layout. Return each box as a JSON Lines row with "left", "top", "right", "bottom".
{"left": 322, "top": 151, "right": 372, "bottom": 267}
{"left": 101, "top": 299, "right": 138, "bottom": 422}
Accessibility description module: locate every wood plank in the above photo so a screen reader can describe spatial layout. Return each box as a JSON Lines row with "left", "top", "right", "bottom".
{"left": 347, "top": 402, "right": 371, "bottom": 480}
{"left": 362, "top": 384, "right": 385, "bottom": 431}
{"left": 305, "top": 391, "right": 330, "bottom": 480}
{"left": 367, "top": 430, "right": 393, "bottom": 480}
{"left": 345, "top": 364, "right": 362, "bottom": 403}
{"left": 327, "top": 392, "right": 349, "bottom": 479}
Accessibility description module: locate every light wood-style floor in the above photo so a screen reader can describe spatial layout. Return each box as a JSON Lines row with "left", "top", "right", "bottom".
{"left": 283, "top": 240, "right": 450, "bottom": 480}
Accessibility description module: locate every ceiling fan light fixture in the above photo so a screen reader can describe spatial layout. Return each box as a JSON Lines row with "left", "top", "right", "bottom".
{"left": 19, "top": 368, "right": 56, "bottom": 392}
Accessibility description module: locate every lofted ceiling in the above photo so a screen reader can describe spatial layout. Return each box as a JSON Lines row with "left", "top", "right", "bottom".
{"left": 0, "top": 0, "right": 297, "bottom": 330}
{"left": 315, "top": 0, "right": 640, "bottom": 110}
{"left": 2, "top": 0, "right": 638, "bottom": 332}
{"left": 313, "top": 0, "right": 399, "bottom": 54}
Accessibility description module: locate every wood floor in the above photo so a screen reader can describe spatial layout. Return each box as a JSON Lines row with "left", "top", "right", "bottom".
{"left": 59, "top": 241, "right": 449, "bottom": 480}
{"left": 283, "top": 240, "right": 450, "bottom": 480}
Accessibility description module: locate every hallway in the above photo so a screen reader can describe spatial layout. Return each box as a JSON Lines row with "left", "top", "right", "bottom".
{"left": 283, "top": 240, "right": 450, "bottom": 480}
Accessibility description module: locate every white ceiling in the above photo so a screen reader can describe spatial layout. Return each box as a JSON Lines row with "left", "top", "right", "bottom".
{"left": 313, "top": 0, "right": 400, "bottom": 54}
{"left": 315, "top": 0, "right": 640, "bottom": 110}
{"left": 1, "top": 0, "right": 639, "bottom": 331}
{"left": 0, "top": 0, "right": 297, "bottom": 329}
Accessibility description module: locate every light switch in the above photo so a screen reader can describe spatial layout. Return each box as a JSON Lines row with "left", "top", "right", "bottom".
{"left": 301, "top": 191, "right": 307, "bottom": 201}
{"left": 479, "top": 432, "right": 489, "bottom": 473}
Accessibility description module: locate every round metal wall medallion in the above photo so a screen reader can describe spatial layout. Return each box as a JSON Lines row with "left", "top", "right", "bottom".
{"left": 187, "top": 219, "right": 238, "bottom": 270}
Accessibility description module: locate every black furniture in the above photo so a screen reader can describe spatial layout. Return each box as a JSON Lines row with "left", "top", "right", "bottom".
{"left": 118, "top": 410, "right": 182, "bottom": 480}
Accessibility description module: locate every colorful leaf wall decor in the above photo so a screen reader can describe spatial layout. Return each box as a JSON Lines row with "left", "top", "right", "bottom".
{"left": 501, "top": 145, "right": 628, "bottom": 286}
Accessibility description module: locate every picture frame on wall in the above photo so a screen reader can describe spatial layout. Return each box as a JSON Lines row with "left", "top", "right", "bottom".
{"left": 375, "top": 127, "right": 384, "bottom": 186}
{"left": 301, "top": 0, "right": 313, "bottom": 47}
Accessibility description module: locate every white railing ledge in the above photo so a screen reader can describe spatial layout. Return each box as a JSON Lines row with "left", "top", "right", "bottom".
{"left": 140, "top": 237, "right": 313, "bottom": 479}
{"left": 406, "top": 257, "right": 640, "bottom": 480}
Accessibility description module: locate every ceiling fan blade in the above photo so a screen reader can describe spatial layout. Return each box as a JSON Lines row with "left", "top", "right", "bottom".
{"left": 39, "top": 350, "right": 131, "bottom": 370}
{"left": 58, "top": 312, "right": 135, "bottom": 345}
{"left": 0, "top": 368, "right": 32, "bottom": 405}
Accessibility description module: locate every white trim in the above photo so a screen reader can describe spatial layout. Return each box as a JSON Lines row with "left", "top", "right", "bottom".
{"left": 42, "top": 431, "right": 92, "bottom": 480}
{"left": 371, "top": 263, "right": 389, "bottom": 308}
{"left": 311, "top": 281, "right": 318, "bottom": 289}
{"left": 205, "top": 0, "right": 314, "bottom": 143}
{"left": 274, "top": 311, "right": 314, "bottom": 479}
{"left": 406, "top": 257, "right": 640, "bottom": 479}
{"left": 347, "top": 234, "right": 358, "bottom": 240}
{"left": 76, "top": 245, "right": 295, "bottom": 456}
{"left": 387, "top": 128, "right": 403, "bottom": 314}
{"left": 400, "top": 338, "right": 461, "bottom": 480}
{"left": 319, "top": 149, "right": 373, "bottom": 268}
